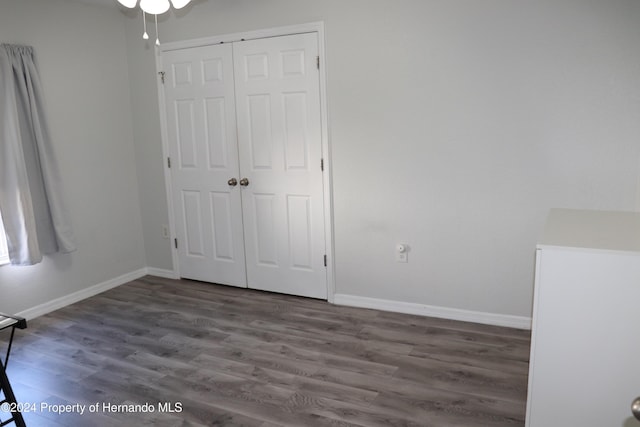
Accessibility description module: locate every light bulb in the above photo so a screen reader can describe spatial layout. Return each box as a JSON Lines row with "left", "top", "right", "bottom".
{"left": 140, "top": 0, "right": 170, "bottom": 15}
{"left": 170, "top": 0, "right": 191, "bottom": 9}
{"left": 142, "top": 11, "right": 149, "bottom": 39}
{"left": 117, "top": 0, "right": 137, "bottom": 8}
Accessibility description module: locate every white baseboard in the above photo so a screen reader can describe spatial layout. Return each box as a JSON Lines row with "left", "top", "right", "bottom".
{"left": 17, "top": 268, "right": 148, "bottom": 320}
{"left": 146, "top": 267, "right": 179, "bottom": 279}
{"left": 333, "top": 294, "right": 532, "bottom": 330}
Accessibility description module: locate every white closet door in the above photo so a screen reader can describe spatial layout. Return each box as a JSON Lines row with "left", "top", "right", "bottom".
{"left": 163, "top": 44, "right": 247, "bottom": 287}
{"left": 233, "top": 33, "right": 327, "bottom": 299}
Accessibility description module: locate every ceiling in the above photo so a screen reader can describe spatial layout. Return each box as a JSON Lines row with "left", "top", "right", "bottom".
{"left": 72, "top": 0, "right": 119, "bottom": 8}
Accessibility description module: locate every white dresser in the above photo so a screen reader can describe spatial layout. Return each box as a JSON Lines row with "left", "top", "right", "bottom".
{"left": 526, "top": 209, "right": 640, "bottom": 427}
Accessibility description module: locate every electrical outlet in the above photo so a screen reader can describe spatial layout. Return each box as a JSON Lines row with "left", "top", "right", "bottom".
{"left": 396, "top": 243, "right": 408, "bottom": 263}
{"left": 162, "top": 225, "right": 170, "bottom": 239}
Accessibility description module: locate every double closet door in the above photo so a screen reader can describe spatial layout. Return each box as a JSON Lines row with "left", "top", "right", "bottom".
{"left": 162, "top": 33, "right": 327, "bottom": 299}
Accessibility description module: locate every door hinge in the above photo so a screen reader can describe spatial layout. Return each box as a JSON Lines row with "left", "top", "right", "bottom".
{"left": 159, "top": 71, "right": 166, "bottom": 84}
{"left": 324, "top": 254, "right": 327, "bottom": 267}
{"left": 316, "top": 56, "right": 320, "bottom": 70}
{"left": 167, "top": 157, "right": 171, "bottom": 168}
{"left": 174, "top": 238, "right": 178, "bottom": 249}
{"left": 320, "top": 158, "right": 324, "bottom": 171}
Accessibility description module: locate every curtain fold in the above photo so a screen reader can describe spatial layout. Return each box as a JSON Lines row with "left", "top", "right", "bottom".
{"left": 0, "top": 44, "right": 76, "bottom": 265}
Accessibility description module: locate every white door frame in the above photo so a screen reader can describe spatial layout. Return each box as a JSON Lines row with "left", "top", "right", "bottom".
{"left": 155, "top": 22, "right": 336, "bottom": 302}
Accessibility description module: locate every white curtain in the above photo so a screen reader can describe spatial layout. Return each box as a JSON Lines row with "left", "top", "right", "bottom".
{"left": 0, "top": 44, "right": 76, "bottom": 265}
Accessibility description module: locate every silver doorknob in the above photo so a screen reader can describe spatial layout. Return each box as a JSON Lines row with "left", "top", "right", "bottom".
{"left": 239, "top": 178, "right": 249, "bottom": 187}
{"left": 632, "top": 397, "right": 640, "bottom": 421}
{"left": 227, "top": 178, "right": 238, "bottom": 187}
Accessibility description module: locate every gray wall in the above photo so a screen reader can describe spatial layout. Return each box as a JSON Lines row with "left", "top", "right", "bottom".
{"left": 0, "top": 0, "right": 146, "bottom": 313}
{"left": 1, "top": 0, "right": 639, "bottom": 322}
{"left": 126, "top": 0, "right": 640, "bottom": 319}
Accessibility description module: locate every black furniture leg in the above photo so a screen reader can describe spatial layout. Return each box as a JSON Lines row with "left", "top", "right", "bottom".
{"left": 0, "top": 360, "right": 26, "bottom": 427}
{"left": 0, "top": 314, "right": 27, "bottom": 427}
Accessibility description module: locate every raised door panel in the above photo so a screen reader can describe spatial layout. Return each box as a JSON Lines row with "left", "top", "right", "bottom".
{"left": 209, "top": 191, "right": 236, "bottom": 261}
{"left": 287, "top": 195, "right": 313, "bottom": 270}
{"left": 163, "top": 44, "right": 247, "bottom": 287}
{"left": 181, "top": 190, "right": 205, "bottom": 257}
{"left": 283, "top": 92, "right": 309, "bottom": 171}
{"left": 204, "top": 97, "right": 229, "bottom": 170}
{"left": 252, "top": 193, "right": 279, "bottom": 266}
{"left": 246, "top": 94, "right": 274, "bottom": 170}
{"left": 174, "top": 99, "right": 197, "bottom": 169}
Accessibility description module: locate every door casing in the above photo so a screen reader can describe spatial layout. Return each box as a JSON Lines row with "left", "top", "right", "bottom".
{"left": 155, "top": 22, "right": 335, "bottom": 302}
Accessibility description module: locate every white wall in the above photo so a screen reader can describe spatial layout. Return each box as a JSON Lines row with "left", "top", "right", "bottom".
{"left": 0, "top": 0, "right": 146, "bottom": 314}
{"left": 3, "top": 0, "right": 637, "bottom": 323}
{"left": 126, "top": 0, "right": 640, "bottom": 321}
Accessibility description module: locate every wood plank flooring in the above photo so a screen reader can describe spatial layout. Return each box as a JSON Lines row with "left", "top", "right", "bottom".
{"left": 0, "top": 276, "right": 531, "bottom": 426}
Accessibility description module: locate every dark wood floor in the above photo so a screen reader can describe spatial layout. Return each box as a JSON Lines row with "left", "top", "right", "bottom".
{"left": 1, "top": 276, "right": 531, "bottom": 426}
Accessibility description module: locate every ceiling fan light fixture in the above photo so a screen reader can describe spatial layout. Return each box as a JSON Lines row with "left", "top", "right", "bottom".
{"left": 121, "top": 0, "right": 194, "bottom": 46}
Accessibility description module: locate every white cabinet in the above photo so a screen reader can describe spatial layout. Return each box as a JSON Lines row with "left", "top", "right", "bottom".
{"left": 526, "top": 209, "right": 640, "bottom": 427}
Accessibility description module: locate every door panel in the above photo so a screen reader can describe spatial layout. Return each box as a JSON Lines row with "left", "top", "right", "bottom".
{"left": 181, "top": 190, "right": 205, "bottom": 257}
{"left": 209, "top": 191, "right": 235, "bottom": 260}
{"left": 283, "top": 93, "right": 310, "bottom": 170}
{"left": 253, "top": 193, "right": 278, "bottom": 266}
{"left": 247, "top": 95, "right": 274, "bottom": 170}
{"left": 175, "top": 100, "right": 197, "bottom": 168}
{"left": 204, "top": 97, "right": 230, "bottom": 169}
{"left": 234, "top": 33, "right": 327, "bottom": 299}
{"left": 287, "top": 195, "right": 313, "bottom": 270}
{"left": 163, "top": 44, "right": 247, "bottom": 287}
